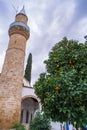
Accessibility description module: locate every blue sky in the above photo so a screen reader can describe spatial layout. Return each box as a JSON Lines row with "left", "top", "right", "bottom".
{"left": 0, "top": 0, "right": 87, "bottom": 85}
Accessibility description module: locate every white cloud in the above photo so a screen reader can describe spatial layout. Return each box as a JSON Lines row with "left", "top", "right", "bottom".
{"left": 0, "top": 28, "right": 4, "bottom": 35}
{"left": 78, "top": 17, "right": 87, "bottom": 37}
{"left": 0, "top": 52, "right": 5, "bottom": 73}
{"left": 30, "top": 19, "right": 42, "bottom": 36}
{"left": 0, "top": 0, "right": 87, "bottom": 85}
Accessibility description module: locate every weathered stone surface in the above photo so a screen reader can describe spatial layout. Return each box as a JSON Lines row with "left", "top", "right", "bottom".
{"left": 16, "top": 13, "right": 28, "bottom": 24}
{"left": 0, "top": 9, "right": 30, "bottom": 130}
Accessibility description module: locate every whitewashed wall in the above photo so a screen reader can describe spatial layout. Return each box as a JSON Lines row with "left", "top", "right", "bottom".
{"left": 22, "top": 78, "right": 39, "bottom": 101}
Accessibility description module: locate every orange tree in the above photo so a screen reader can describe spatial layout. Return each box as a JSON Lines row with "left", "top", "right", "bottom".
{"left": 34, "top": 37, "right": 87, "bottom": 129}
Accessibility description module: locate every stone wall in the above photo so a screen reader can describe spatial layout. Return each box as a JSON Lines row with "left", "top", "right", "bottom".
{"left": 0, "top": 30, "right": 29, "bottom": 130}
{"left": 0, "top": 8, "right": 29, "bottom": 130}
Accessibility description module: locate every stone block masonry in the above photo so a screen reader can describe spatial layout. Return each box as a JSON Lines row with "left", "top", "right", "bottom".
{"left": 0, "top": 7, "right": 30, "bottom": 130}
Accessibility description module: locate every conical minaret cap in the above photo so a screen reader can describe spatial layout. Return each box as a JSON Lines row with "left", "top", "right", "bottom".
{"left": 19, "top": 6, "right": 26, "bottom": 16}
{"left": 16, "top": 6, "right": 28, "bottom": 18}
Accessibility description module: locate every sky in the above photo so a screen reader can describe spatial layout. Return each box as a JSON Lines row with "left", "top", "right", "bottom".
{"left": 0, "top": 0, "right": 87, "bottom": 85}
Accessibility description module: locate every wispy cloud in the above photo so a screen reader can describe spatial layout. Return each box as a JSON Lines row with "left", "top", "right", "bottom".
{"left": 0, "top": 51, "right": 5, "bottom": 72}
{"left": 0, "top": 0, "right": 87, "bottom": 85}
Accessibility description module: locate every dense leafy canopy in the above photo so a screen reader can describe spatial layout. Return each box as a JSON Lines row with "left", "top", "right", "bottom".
{"left": 29, "top": 111, "right": 51, "bottom": 130}
{"left": 34, "top": 37, "right": 87, "bottom": 128}
{"left": 24, "top": 53, "right": 32, "bottom": 84}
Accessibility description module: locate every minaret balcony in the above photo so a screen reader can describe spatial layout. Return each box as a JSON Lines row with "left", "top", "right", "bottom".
{"left": 9, "top": 22, "right": 30, "bottom": 40}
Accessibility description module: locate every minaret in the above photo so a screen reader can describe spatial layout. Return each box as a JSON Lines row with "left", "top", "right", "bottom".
{"left": 0, "top": 7, "right": 30, "bottom": 130}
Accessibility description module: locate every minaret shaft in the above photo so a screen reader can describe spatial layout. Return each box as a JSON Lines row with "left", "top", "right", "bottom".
{"left": 0, "top": 7, "right": 30, "bottom": 130}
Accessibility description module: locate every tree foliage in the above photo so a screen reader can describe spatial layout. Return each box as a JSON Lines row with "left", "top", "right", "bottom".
{"left": 34, "top": 37, "right": 87, "bottom": 128}
{"left": 11, "top": 122, "right": 26, "bottom": 130}
{"left": 24, "top": 53, "right": 32, "bottom": 84}
{"left": 29, "top": 111, "right": 51, "bottom": 130}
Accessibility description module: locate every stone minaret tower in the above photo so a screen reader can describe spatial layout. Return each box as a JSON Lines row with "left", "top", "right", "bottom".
{"left": 0, "top": 7, "right": 30, "bottom": 130}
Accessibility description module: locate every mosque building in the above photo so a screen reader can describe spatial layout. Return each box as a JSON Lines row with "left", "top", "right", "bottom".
{"left": 0, "top": 7, "right": 74, "bottom": 130}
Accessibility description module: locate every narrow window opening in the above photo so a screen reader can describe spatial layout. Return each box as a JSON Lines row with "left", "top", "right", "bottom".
{"left": 21, "top": 109, "right": 23, "bottom": 123}
{"left": 26, "top": 111, "right": 29, "bottom": 123}
{"left": 31, "top": 113, "right": 32, "bottom": 121}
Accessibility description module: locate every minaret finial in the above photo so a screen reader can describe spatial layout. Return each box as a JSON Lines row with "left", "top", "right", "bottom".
{"left": 19, "top": 5, "right": 26, "bottom": 16}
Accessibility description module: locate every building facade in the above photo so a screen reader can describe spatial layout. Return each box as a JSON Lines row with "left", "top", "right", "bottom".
{"left": 21, "top": 78, "right": 39, "bottom": 129}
